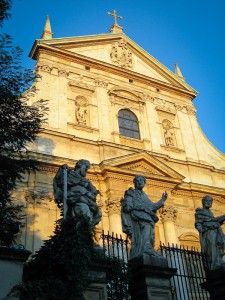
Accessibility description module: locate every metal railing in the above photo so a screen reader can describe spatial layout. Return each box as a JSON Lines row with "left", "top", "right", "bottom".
{"left": 101, "top": 231, "right": 129, "bottom": 262}
{"left": 100, "top": 233, "right": 210, "bottom": 300}
{"left": 100, "top": 231, "right": 130, "bottom": 300}
{"left": 159, "top": 243, "right": 210, "bottom": 300}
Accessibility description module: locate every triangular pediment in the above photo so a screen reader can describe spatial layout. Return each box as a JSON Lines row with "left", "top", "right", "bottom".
{"left": 99, "top": 152, "right": 185, "bottom": 183}
{"left": 30, "top": 33, "right": 197, "bottom": 95}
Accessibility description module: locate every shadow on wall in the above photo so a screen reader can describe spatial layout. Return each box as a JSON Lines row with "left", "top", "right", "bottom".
{"left": 22, "top": 187, "right": 60, "bottom": 254}
{"left": 29, "top": 137, "right": 56, "bottom": 156}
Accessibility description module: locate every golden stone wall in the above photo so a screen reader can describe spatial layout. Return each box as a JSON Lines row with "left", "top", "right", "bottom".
{"left": 17, "top": 31, "right": 225, "bottom": 253}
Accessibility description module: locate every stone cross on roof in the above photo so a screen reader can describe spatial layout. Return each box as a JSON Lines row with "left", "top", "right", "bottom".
{"left": 107, "top": 10, "right": 123, "bottom": 25}
{"left": 107, "top": 10, "right": 123, "bottom": 33}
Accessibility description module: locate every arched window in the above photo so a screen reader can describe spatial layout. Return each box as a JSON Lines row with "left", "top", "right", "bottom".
{"left": 118, "top": 109, "right": 140, "bottom": 139}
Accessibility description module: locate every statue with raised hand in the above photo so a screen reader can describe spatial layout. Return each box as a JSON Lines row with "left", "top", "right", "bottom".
{"left": 53, "top": 159, "right": 102, "bottom": 226}
{"left": 195, "top": 195, "right": 225, "bottom": 270}
{"left": 121, "top": 175, "right": 167, "bottom": 259}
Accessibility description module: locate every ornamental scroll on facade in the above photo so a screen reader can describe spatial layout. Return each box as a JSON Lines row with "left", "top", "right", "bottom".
{"left": 110, "top": 39, "right": 133, "bottom": 69}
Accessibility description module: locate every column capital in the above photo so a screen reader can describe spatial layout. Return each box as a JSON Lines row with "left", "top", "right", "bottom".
{"left": 107, "top": 198, "right": 121, "bottom": 215}
{"left": 160, "top": 206, "right": 177, "bottom": 223}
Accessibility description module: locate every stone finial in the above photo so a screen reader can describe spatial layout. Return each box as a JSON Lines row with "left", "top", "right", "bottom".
{"left": 174, "top": 63, "right": 185, "bottom": 81}
{"left": 107, "top": 10, "right": 123, "bottom": 33}
{"left": 160, "top": 206, "right": 177, "bottom": 223}
{"left": 41, "top": 15, "right": 53, "bottom": 39}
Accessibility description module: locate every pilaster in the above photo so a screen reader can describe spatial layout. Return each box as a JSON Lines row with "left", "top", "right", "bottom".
{"left": 160, "top": 206, "right": 178, "bottom": 245}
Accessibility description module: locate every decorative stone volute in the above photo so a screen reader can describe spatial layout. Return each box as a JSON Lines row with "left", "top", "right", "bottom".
{"left": 160, "top": 206, "right": 177, "bottom": 223}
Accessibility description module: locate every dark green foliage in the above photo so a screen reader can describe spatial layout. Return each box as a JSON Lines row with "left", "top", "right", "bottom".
{"left": 105, "top": 257, "right": 130, "bottom": 300}
{"left": 13, "top": 217, "right": 130, "bottom": 300}
{"left": 15, "top": 216, "right": 95, "bottom": 300}
{"left": 0, "top": 0, "right": 11, "bottom": 26}
{"left": 0, "top": 204, "right": 22, "bottom": 247}
{"left": 0, "top": 1, "right": 47, "bottom": 246}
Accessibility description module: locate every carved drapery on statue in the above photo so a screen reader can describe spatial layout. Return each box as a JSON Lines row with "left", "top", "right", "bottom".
{"left": 53, "top": 159, "right": 102, "bottom": 226}
{"left": 121, "top": 175, "right": 167, "bottom": 259}
{"left": 195, "top": 196, "right": 225, "bottom": 271}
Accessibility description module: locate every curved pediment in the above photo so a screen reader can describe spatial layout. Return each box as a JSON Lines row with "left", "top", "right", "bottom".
{"left": 179, "top": 232, "right": 199, "bottom": 242}
{"left": 108, "top": 86, "right": 141, "bottom": 101}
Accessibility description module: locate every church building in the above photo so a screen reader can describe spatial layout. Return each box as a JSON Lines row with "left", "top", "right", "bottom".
{"left": 18, "top": 13, "right": 225, "bottom": 253}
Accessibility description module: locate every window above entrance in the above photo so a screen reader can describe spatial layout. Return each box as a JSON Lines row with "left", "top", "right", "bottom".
{"left": 118, "top": 109, "right": 140, "bottom": 140}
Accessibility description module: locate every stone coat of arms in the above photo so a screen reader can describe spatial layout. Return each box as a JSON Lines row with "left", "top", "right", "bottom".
{"left": 110, "top": 39, "right": 133, "bottom": 69}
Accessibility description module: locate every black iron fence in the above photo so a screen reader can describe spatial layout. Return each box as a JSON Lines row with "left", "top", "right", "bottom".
{"left": 100, "top": 231, "right": 130, "bottom": 300}
{"left": 101, "top": 231, "right": 129, "bottom": 263}
{"left": 159, "top": 243, "right": 210, "bottom": 300}
{"left": 100, "top": 232, "right": 210, "bottom": 300}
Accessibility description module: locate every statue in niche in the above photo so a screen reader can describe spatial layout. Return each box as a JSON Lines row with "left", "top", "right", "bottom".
{"left": 74, "top": 96, "right": 88, "bottom": 125}
{"left": 195, "top": 195, "right": 225, "bottom": 270}
{"left": 121, "top": 175, "right": 168, "bottom": 259}
{"left": 75, "top": 106, "right": 87, "bottom": 124}
{"left": 162, "top": 119, "right": 175, "bottom": 147}
{"left": 53, "top": 159, "right": 102, "bottom": 226}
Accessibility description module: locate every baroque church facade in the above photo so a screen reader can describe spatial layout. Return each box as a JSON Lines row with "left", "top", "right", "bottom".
{"left": 17, "top": 15, "right": 225, "bottom": 253}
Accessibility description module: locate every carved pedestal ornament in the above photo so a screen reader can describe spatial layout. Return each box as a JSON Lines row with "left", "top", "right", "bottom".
{"left": 110, "top": 39, "right": 133, "bottom": 69}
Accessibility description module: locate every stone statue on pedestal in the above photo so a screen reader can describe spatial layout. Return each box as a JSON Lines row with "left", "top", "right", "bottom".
{"left": 121, "top": 175, "right": 167, "bottom": 259}
{"left": 195, "top": 195, "right": 225, "bottom": 270}
{"left": 53, "top": 159, "right": 102, "bottom": 226}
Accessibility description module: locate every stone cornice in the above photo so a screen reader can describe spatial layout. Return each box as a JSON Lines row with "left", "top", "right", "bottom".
{"left": 31, "top": 43, "right": 197, "bottom": 99}
{"left": 29, "top": 33, "right": 197, "bottom": 95}
{"left": 171, "top": 182, "right": 225, "bottom": 200}
{"left": 25, "top": 151, "right": 225, "bottom": 201}
{"left": 31, "top": 131, "right": 225, "bottom": 175}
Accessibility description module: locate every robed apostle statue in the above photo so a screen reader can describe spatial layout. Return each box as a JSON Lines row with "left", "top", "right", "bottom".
{"left": 195, "top": 195, "right": 225, "bottom": 270}
{"left": 121, "top": 175, "right": 167, "bottom": 259}
{"left": 53, "top": 159, "right": 102, "bottom": 226}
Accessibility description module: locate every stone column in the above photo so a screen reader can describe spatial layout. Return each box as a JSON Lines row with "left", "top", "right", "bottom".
{"left": 160, "top": 206, "right": 178, "bottom": 245}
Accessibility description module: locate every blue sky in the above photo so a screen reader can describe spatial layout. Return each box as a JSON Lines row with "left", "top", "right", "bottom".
{"left": 3, "top": 0, "right": 225, "bottom": 154}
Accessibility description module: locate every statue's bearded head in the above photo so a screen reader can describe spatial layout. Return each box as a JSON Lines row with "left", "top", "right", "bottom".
{"left": 74, "top": 159, "right": 91, "bottom": 177}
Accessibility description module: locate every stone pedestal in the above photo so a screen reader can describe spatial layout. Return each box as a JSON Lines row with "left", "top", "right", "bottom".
{"left": 129, "top": 255, "right": 177, "bottom": 300}
{"left": 201, "top": 268, "right": 225, "bottom": 300}
{"left": 0, "top": 247, "right": 31, "bottom": 300}
{"left": 84, "top": 257, "right": 111, "bottom": 300}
